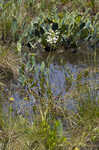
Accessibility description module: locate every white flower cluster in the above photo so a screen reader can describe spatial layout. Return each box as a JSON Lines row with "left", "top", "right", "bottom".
{"left": 46, "top": 29, "right": 59, "bottom": 44}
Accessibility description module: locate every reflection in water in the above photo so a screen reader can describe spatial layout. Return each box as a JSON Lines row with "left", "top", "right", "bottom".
{"left": 49, "top": 63, "right": 66, "bottom": 96}
{"left": 0, "top": 49, "right": 99, "bottom": 115}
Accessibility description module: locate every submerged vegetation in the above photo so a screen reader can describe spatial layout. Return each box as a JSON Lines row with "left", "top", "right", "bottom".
{"left": 0, "top": 0, "right": 99, "bottom": 150}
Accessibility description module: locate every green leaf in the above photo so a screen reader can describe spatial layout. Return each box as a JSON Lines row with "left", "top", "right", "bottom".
{"left": 17, "top": 42, "right": 21, "bottom": 52}
{"left": 80, "top": 28, "right": 89, "bottom": 39}
{"left": 75, "top": 15, "right": 82, "bottom": 24}
{"left": 86, "top": 20, "right": 91, "bottom": 29}
{"left": 40, "top": 61, "right": 45, "bottom": 72}
{"left": 56, "top": 120, "right": 63, "bottom": 137}
{"left": 11, "top": 18, "right": 17, "bottom": 34}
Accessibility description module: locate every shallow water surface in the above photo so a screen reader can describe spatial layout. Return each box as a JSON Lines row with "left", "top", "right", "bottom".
{"left": 0, "top": 49, "right": 99, "bottom": 117}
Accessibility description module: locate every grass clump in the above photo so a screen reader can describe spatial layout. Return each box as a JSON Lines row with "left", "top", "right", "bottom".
{"left": 0, "top": 0, "right": 99, "bottom": 150}
{"left": 0, "top": 98, "right": 69, "bottom": 150}
{"left": 1, "top": 55, "right": 99, "bottom": 150}
{"left": 0, "top": 44, "right": 20, "bottom": 82}
{"left": 1, "top": 86, "right": 99, "bottom": 150}
{"left": 70, "top": 99, "right": 99, "bottom": 149}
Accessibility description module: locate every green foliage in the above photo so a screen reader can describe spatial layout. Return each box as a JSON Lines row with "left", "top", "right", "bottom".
{"left": 0, "top": 1, "right": 99, "bottom": 150}
{"left": 19, "top": 54, "right": 51, "bottom": 99}
{"left": 26, "top": 117, "right": 67, "bottom": 150}
{"left": 0, "top": 0, "right": 21, "bottom": 41}
{"left": 20, "top": 8, "right": 98, "bottom": 51}
{"left": 0, "top": 96, "right": 68, "bottom": 150}
{"left": 0, "top": 0, "right": 98, "bottom": 53}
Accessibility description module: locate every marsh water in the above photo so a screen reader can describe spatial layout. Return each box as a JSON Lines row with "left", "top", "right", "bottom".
{"left": 0, "top": 48, "right": 99, "bottom": 119}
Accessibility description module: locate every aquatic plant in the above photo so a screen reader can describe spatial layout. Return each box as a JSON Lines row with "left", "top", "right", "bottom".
{"left": 0, "top": 95, "right": 69, "bottom": 150}
{"left": 1, "top": 65, "right": 99, "bottom": 150}
{"left": 0, "top": 0, "right": 98, "bottom": 54}
{"left": 20, "top": 7, "right": 98, "bottom": 52}
{"left": 0, "top": 1, "right": 99, "bottom": 150}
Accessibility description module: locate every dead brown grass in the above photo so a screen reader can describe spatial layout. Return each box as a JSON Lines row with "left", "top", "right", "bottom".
{"left": 0, "top": 44, "right": 21, "bottom": 81}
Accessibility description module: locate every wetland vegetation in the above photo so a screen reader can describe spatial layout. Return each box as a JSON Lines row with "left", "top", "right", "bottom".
{"left": 0, "top": 0, "right": 99, "bottom": 149}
